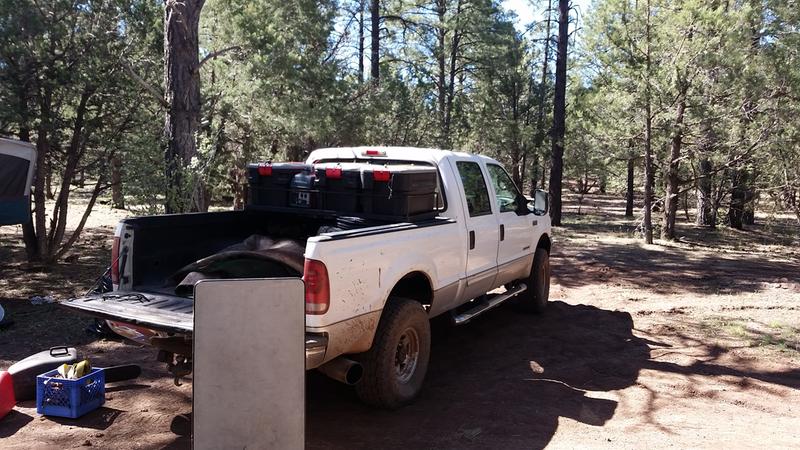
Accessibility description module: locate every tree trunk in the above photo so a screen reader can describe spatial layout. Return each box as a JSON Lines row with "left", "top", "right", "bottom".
{"left": 530, "top": 152, "right": 540, "bottom": 196}
{"left": 442, "top": 0, "right": 463, "bottom": 145}
{"left": 548, "top": 0, "right": 568, "bottom": 226}
{"left": 642, "top": 0, "right": 654, "bottom": 244}
{"left": 728, "top": 0, "right": 760, "bottom": 230}
{"left": 370, "top": 0, "right": 379, "bottom": 83}
{"left": 728, "top": 168, "right": 746, "bottom": 229}
{"left": 743, "top": 200, "right": 755, "bottom": 225}
{"left": 625, "top": 144, "right": 634, "bottom": 218}
{"left": 533, "top": 0, "right": 552, "bottom": 151}
{"left": 32, "top": 124, "right": 50, "bottom": 260}
{"left": 163, "top": 0, "right": 204, "bottom": 213}
{"left": 511, "top": 148, "right": 523, "bottom": 188}
{"left": 743, "top": 168, "right": 757, "bottom": 225}
{"left": 358, "top": 0, "right": 365, "bottom": 83}
{"left": 47, "top": 86, "right": 93, "bottom": 260}
{"left": 643, "top": 113, "right": 654, "bottom": 243}
{"left": 17, "top": 128, "right": 40, "bottom": 261}
{"left": 74, "top": 170, "right": 85, "bottom": 188}
{"left": 529, "top": 0, "right": 552, "bottom": 193}
{"left": 111, "top": 153, "right": 125, "bottom": 209}
{"left": 45, "top": 157, "right": 54, "bottom": 200}
{"left": 710, "top": 162, "right": 732, "bottom": 230}
{"left": 683, "top": 190, "right": 690, "bottom": 222}
{"left": 541, "top": 162, "right": 547, "bottom": 190}
{"left": 696, "top": 157, "right": 713, "bottom": 225}
{"left": 661, "top": 89, "right": 686, "bottom": 240}
{"left": 436, "top": 0, "right": 447, "bottom": 145}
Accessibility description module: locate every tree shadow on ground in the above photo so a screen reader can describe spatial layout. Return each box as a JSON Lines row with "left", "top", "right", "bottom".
{"left": 559, "top": 192, "right": 800, "bottom": 249}
{"left": 0, "top": 300, "right": 97, "bottom": 366}
{"left": 41, "top": 406, "right": 124, "bottom": 431}
{"left": 0, "top": 411, "right": 33, "bottom": 438}
{"left": 552, "top": 239, "right": 799, "bottom": 295}
{"left": 0, "top": 224, "right": 113, "bottom": 300}
{"left": 305, "top": 301, "right": 799, "bottom": 449}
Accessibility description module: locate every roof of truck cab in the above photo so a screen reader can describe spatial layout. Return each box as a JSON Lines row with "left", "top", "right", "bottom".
{"left": 307, "top": 146, "right": 493, "bottom": 165}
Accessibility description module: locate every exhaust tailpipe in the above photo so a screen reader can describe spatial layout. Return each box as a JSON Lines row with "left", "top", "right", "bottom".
{"left": 317, "top": 357, "right": 363, "bottom": 385}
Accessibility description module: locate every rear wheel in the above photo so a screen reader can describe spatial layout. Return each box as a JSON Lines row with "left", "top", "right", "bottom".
{"left": 355, "top": 297, "right": 431, "bottom": 409}
{"left": 516, "top": 248, "right": 550, "bottom": 313}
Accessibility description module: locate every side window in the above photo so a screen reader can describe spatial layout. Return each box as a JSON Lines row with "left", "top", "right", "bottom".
{"left": 487, "top": 164, "right": 521, "bottom": 213}
{"left": 456, "top": 161, "right": 492, "bottom": 217}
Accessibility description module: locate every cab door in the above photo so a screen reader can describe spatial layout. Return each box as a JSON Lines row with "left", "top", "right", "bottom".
{"left": 450, "top": 158, "right": 500, "bottom": 300}
{"left": 486, "top": 163, "right": 535, "bottom": 286}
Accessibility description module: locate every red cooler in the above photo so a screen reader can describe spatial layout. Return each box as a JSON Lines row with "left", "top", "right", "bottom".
{"left": 0, "top": 371, "right": 14, "bottom": 419}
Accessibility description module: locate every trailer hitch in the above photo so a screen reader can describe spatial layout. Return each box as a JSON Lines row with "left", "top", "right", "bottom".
{"left": 158, "top": 350, "right": 192, "bottom": 386}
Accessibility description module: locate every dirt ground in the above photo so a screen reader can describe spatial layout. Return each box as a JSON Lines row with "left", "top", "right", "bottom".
{"left": 1, "top": 193, "right": 799, "bottom": 449}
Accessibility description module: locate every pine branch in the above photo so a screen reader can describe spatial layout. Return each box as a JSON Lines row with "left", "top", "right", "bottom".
{"left": 198, "top": 46, "right": 242, "bottom": 70}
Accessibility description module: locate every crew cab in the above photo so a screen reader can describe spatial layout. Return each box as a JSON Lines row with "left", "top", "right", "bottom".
{"left": 62, "top": 147, "right": 552, "bottom": 409}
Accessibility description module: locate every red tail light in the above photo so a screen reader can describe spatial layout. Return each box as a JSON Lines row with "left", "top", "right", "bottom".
{"left": 258, "top": 163, "right": 273, "bottom": 176}
{"left": 303, "top": 259, "right": 330, "bottom": 315}
{"left": 373, "top": 169, "right": 391, "bottom": 182}
{"left": 325, "top": 167, "right": 342, "bottom": 179}
{"left": 362, "top": 149, "right": 387, "bottom": 157}
{"left": 111, "top": 236, "right": 120, "bottom": 285}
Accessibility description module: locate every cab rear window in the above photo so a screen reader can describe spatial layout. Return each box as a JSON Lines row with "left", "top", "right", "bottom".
{"left": 455, "top": 161, "right": 492, "bottom": 217}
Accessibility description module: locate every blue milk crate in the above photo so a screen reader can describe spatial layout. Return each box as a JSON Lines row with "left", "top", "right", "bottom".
{"left": 36, "top": 367, "right": 105, "bottom": 418}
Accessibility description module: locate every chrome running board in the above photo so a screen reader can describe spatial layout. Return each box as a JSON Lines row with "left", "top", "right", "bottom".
{"left": 452, "top": 283, "right": 527, "bottom": 325}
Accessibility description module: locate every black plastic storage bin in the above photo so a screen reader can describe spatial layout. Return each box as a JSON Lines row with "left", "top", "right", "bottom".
{"left": 8, "top": 346, "right": 80, "bottom": 402}
{"left": 247, "top": 162, "right": 311, "bottom": 207}
{"left": 315, "top": 163, "right": 363, "bottom": 213}
{"left": 361, "top": 165, "right": 438, "bottom": 220}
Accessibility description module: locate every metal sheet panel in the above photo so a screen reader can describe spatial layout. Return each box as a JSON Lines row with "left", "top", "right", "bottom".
{"left": 193, "top": 278, "right": 304, "bottom": 450}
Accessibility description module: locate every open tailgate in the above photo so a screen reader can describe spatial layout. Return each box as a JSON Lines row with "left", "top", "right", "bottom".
{"left": 61, "top": 291, "right": 194, "bottom": 334}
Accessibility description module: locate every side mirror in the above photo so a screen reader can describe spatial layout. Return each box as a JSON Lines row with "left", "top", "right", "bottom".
{"left": 531, "top": 189, "right": 549, "bottom": 216}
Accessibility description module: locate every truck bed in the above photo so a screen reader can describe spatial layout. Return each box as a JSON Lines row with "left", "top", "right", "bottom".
{"left": 61, "top": 208, "right": 453, "bottom": 335}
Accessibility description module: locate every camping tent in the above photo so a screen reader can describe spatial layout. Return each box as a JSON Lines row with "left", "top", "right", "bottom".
{"left": 0, "top": 138, "right": 36, "bottom": 225}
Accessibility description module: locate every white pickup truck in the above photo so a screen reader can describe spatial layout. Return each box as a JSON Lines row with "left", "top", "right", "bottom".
{"left": 63, "top": 147, "right": 552, "bottom": 409}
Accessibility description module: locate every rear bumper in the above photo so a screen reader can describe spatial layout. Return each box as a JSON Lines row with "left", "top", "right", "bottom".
{"left": 112, "top": 324, "right": 330, "bottom": 370}
{"left": 305, "top": 333, "right": 328, "bottom": 369}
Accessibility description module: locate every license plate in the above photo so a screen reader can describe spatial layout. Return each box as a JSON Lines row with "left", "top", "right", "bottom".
{"left": 291, "top": 191, "right": 310, "bottom": 207}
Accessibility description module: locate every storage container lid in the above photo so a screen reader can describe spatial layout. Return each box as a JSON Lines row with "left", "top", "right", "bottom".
{"left": 247, "top": 162, "right": 312, "bottom": 178}
{"left": 358, "top": 164, "right": 435, "bottom": 173}
{"left": 359, "top": 164, "right": 437, "bottom": 185}
{"left": 247, "top": 162, "right": 310, "bottom": 169}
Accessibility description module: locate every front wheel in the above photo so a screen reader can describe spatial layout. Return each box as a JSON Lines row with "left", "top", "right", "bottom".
{"left": 516, "top": 248, "right": 551, "bottom": 313}
{"left": 355, "top": 297, "right": 431, "bottom": 409}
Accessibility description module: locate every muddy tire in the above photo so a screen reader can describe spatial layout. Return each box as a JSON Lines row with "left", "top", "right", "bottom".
{"left": 355, "top": 297, "right": 431, "bottom": 409}
{"left": 516, "top": 248, "right": 550, "bottom": 313}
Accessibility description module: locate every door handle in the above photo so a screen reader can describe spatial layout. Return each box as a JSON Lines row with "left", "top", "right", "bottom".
{"left": 500, "top": 224, "right": 505, "bottom": 241}
{"left": 469, "top": 230, "right": 475, "bottom": 250}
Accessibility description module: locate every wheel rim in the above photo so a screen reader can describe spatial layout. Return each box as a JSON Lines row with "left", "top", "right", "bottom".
{"left": 394, "top": 327, "right": 420, "bottom": 384}
{"left": 538, "top": 256, "right": 550, "bottom": 303}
